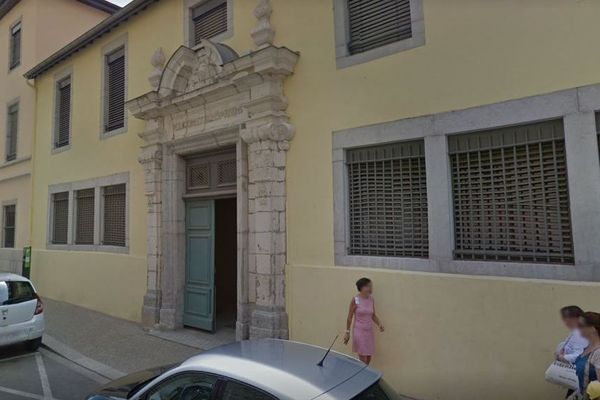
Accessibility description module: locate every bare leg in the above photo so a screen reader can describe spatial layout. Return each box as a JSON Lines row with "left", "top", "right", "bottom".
{"left": 365, "top": 355, "right": 371, "bottom": 365}
{"left": 358, "top": 355, "right": 371, "bottom": 365}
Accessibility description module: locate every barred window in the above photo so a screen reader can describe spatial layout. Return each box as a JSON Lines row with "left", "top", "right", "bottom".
{"left": 52, "top": 192, "right": 69, "bottom": 245}
{"left": 346, "top": 140, "right": 428, "bottom": 258}
{"left": 75, "top": 189, "right": 95, "bottom": 245}
{"left": 2, "top": 205, "right": 15, "bottom": 248}
{"left": 6, "top": 102, "right": 18, "bottom": 162}
{"left": 55, "top": 77, "right": 71, "bottom": 149}
{"left": 102, "top": 184, "right": 126, "bottom": 247}
{"left": 9, "top": 22, "right": 21, "bottom": 70}
{"left": 104, "top": 47, "right": 125, "bottom": 133}
{"left": 347, "top": 0, "right": 412, "bottom": 55}
{"left": 449, "top": 120, "right": 573, "bottom": 264}
{"left": 192, "top": 0, "right": 227, "bottom": 46}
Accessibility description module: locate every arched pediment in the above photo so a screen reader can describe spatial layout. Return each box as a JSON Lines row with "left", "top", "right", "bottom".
{"left": 157, "top": 40, "right": 239, "bottom": 98}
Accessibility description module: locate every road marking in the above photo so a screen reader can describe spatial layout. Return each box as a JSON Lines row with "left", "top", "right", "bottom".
{"left": 0, "top": 385, "right": 60, "bottom": 400}
{"left": 35, "top": 354, "right": 53, "bottom": 400}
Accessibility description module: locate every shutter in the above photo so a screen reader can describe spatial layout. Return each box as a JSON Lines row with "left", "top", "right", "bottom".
{"left": 102, "top": 184, "right": 126, "bottom": 247}
{"left": 192, "top": 0, "right": 227, "bottom": 45}
{"left": 75, "top": 189, "right": 95, "bottom": 245}
{"left": 448, "top": 119, "right": 573, "bottom": 264}
{"left": 9, "top": 24, "right": 21, "bottom": 69}
{"left": 6, "top": 103, "right": 18, "bottom": 162}
{"left": 104, "top": 48, "right": 125, "bottom": 132}
{"left": 52, "top": 192, "right": 69, "bottom": 245}
{"left": 347, "top": 0, "right": 412, "bottom": 55}
{"left": 56, "top": 78, "right": 71, "bottom": 148}
{"left": 346, "top": 140, "right": 428, "bottom": 258}
{"left": 3, "top": 205, "right": 15, "bottom": 248}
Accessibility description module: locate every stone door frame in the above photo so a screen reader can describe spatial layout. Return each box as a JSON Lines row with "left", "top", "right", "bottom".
{"left": 128, "top": 36, "right": 298, "bottom": 340}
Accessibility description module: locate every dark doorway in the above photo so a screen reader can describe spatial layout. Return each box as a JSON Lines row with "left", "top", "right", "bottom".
{"left": 214, "top": 197, "right": 237, "bottom": 330}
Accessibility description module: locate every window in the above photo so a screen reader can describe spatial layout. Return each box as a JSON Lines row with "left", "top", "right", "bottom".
{"left": 347, "top": 0, "right": 412, "bottom": 55}
{"left": 6, "top": 102, "right": 18, "bottom": 162}
{"left": 191, "top": 0, "right": 228, "bottom": 46}
{"left": 104, "top": 47, "right": 125, "bottom": 133}
{"left": 52, "top": 192, "right": 69, "bottom": 245}
{"left": 9, "top": 22, "right": 21, "bottom": 70}
{"left": 0, "top": 281, "right": 36, "bottom": 306}
{"left": 346, "top": 140, "right": 428, "bottom": 258}
{"left": 75, "top": 189, "right": 95, "bottom": 245}
{"left": 102, "top": 184, "right": 126, "bottom": 247}
{"left": 2, "top": 205, "right": 15, "bottom": 248}
{"left": 449, "top": 119, "right": 573, "bottom": 264}
{"left": 352, "top": 380, "right": 394, "bottom": 399}
{"left": 221, "top": 381, "right": 275, "bottom": 400}
{"left": 55, "top": 76, "right": 71, "bottom": 149}
{"left": 145, "top": 373, "right": 217, "bottom": 400}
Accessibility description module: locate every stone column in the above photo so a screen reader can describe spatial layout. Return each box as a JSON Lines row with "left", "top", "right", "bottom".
{"left": 241, "top": 75, "right": 293, "bottom": 339}
{"left": 137, "top": 120, "right": 164, "bottom": 327}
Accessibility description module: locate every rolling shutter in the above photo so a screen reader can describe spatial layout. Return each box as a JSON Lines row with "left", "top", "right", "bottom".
{"left": 347, "top": 0, "right": 412, "bottom": 55}
{"left": 449, "top": 120, "right": 573, "bottom": 264}
{"left": 346, "top": 140, "right": 428, "bottom": 258}
{"left": 9, "top": 23, "right": 21, "bottom": 69}
{"left": 192, "top": 0, "right": 227, "bottom": 46}
{"left": 75, "top": 189, "right": 95, "bottom": 245}
{"left": 56, "top": 77, "right": 71, "bottom": 148}
{"left": 104, "top": 48, "right": 125, "bottom": 133}
{"left": 6, "top": 103, "right": 18, "bottom": 162}
{"left": 52, "top": 192, "right": 69, "bottom": 245}
{"left": 3, "top": 205, "right": 15, "bottom": 248}
{"left": 102, "top": 184, "right": 126, "bottom": 247}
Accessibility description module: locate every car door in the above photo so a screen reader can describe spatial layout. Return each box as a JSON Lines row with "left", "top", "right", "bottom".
{"left": 0, "top": 280, "right": 37, "bottom": 327}
{"left": 139, "top": 372, "right": 219, "bottom": 400}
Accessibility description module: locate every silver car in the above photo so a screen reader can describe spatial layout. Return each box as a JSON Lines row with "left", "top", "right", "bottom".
{"left": 88, "top": 339, "right": 398, "bottom": 399}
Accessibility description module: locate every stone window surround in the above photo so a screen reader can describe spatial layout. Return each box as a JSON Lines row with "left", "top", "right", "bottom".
{"left": 1, "top": 199, "right": 17, "bottom": 249}
{"left": 333, "top": 0, "right": 425, "bottom": 69}
{"left": 333, "top": 83, "right": 600, "bottom": 282}
{"left": 52, "top": 67, "right": 73, "bottom": 154}
{"left": 8, "top": 17, "right": 22, "bottom": 72}
{"left": 100, "top": 34, "right": 128, "bottom": 139}
{"left": 47, "top": 172, "right": 130, "bottom": 254}
{"left": 183, "top": 0, "right": 233, "bottom": 49}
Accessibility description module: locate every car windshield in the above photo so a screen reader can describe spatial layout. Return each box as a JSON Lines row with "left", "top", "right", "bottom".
{"left": 0, "top": 280, "right": 36, "bottom": 305}
{"left": 352, "top": 379, "right": 397, "bottom": 400}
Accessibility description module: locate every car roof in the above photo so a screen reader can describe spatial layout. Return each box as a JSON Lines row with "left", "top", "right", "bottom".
{"left": 0, "top": 273, "right": 30, "bottom": 283}
{"left": 176, "top": 339, "right": 379, "bottom": 399}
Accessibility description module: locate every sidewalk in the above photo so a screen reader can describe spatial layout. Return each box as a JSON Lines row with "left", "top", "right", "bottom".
{"left": 42, "top": 298, "right": 202, "bottom": 375}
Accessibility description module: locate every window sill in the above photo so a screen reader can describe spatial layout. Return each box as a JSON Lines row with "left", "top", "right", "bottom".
{"left": 101, "top": 125, "right": 127, "bottom": 139}
{"left": 46, "top": 243, "right": 129, "bottom": 255}
{"left": 0, "top": 156, "right": 31, "bottom": 170}
{"left": 52, "top": 144, "right": 71, "bottom": 155}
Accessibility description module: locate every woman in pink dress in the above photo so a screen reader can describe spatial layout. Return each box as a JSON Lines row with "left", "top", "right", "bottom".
{"left": 343, "top": 277, "right": 384, "bottom": 365}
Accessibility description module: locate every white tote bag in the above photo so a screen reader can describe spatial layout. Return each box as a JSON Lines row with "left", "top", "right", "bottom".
{"left": 545, "top": 360, "right": 579, "bottom": 390}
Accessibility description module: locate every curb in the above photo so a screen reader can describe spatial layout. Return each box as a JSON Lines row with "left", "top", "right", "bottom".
{"left": 42, "top": 334, "right": 125, "bottom": 380}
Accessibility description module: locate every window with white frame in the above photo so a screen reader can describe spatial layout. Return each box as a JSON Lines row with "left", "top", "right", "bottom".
{"left": 2, "top": 205, "right": 15, "bottom": 248}
{"left": 75, "top": 189, "right": 95, "bottom": 245}
{"left": 54, "top": 76, "right": 72, "bottom": 149}
{"left": 9, "top": 22, "right": 21, "bottom": 70}
{"left": 101, "top": 184, "right": 126, "bottom": 247}
{"left": 186, "top": 0, "right": 230, "bottom": 47}
{"left": 346, "top": 140, "right": 429, "bottom": 258}
{"left": 103, "top": 47, "right": 126, "bottom": 134}
{"left": 5, "top": 102, "right": 18, "bottom": 162}
{"left": 51, "top": 192, "right": 69, "bottom": 245}
{"left": 448, "top": 119, "right": 574, "bottom": 264}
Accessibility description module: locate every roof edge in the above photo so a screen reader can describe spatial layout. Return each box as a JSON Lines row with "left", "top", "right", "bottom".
{"left": 25, "top": 0, "right": 159, "bottom": 80}
{"left": 77, "top": 0, "right": 122, "bottom": 14}
{"left": 0, "top": 0, "right": 20, "bottom": 21}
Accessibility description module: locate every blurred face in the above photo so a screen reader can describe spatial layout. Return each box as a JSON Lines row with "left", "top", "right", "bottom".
{"left": 579, "top": 318, "right": 598, "bottom": 340}
{"left": 360, "top": 282, "right": 373, "bottom": 296}
{"left": 563, "top": 316, "right": 579, "bottom": 330}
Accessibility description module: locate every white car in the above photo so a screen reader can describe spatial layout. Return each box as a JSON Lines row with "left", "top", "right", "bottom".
{"left": 0, "top": 273, "right": 45, "bottom": 351}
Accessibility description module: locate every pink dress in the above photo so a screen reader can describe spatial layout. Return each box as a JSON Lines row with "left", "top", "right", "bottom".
{"left": 352, "top": 295, "right": 375, "bottom": 356}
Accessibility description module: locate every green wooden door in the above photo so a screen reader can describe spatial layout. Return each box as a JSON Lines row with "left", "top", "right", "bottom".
{"left": 184, "top": 200, "right": 215, "bottom": 331}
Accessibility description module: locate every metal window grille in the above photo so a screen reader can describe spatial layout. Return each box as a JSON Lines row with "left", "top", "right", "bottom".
{"left": 217, "top": 159, "right": 236, "bottom": 186}
{"left": 6, "top": 103, "right": 18, "bottom": 162}
{"left": 52, "top": 192, "right": 69, "bottom": 245}
{"left": 347, "top": 0, "right": 412, "bottom": 55}
{"left": 448, "top": 119, "right": 573, "bottom": 264}
{"left": 102, "top": 184, "right": 126, "bottom": 247}
{"left": 346, "top": 140, "right": 428, "bottom": 258}
{"left": 9, "top": 23, "right": 21, "bottom": 69}
{"left": 188, "top": 163, "right": 211, "bottom": 190}
{"left": 192, "top": 0, "right": 227, "bottom": 46}
{"left": 55, "top": 77, "right": 71, "bottom": 148}
{"left": 75, "top": 189, "right": 95, "bottom": 245}
{"left": 3, "top": 205, "right": 15, "bottom": 248}
{"left": 104, "top": 47, "right": 125, "bottom": 133}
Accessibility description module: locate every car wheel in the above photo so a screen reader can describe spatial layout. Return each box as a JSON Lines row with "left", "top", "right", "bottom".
{"left": 26, "top": 337, "right": 42, "bottom": 352}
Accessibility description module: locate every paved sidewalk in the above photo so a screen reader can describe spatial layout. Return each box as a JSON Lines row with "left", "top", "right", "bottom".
{"left": 43, "top": 298, "right": 200, "bottom": 375}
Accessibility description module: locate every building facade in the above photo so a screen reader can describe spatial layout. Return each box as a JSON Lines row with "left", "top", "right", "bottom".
{"left": 26, "top": 0, "right": 600, "bottom": 399}
{"left": 0, "top": 0, "right": 117, "bottom": 273}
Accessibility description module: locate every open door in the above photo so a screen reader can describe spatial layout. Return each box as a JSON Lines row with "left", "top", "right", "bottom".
{"left": 184, "top": 199, "right": 215, "bottom": 332}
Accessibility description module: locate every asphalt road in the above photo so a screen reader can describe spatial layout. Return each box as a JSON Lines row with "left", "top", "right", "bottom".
{"left": 0, "top": 343, "right": 109, "bottom": 400}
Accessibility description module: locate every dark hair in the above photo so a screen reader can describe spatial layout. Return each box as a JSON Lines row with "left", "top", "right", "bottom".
{"left": 561, "top": 305, "right": 584, "bottom": 319}
{"left": 581, "top": 312, "right": 600, "bottom": 337}
{"left": 356, "top": 277, "right": 371, "bottom": 291}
